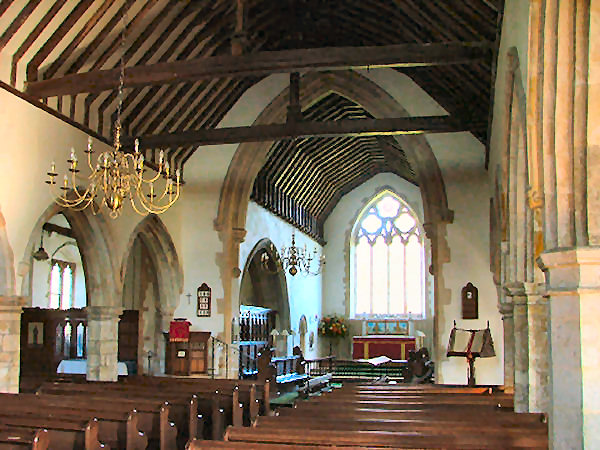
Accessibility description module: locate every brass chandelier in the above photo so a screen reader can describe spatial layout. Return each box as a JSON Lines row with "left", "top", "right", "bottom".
{"left": 261, "top": 232, "right": 325, "bottom": 276}
{"left": 45, "top": 18, "right": 180, "bottom": 219}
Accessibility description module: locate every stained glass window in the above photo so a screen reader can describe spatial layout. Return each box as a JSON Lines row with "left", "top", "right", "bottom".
{"left": 49, "top": 260, "right": 75, "bottom": 309}
{"left": 352, "top": 193, "right": 425, "bottom": 318}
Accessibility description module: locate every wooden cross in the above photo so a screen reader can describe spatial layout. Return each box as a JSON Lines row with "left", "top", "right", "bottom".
{"left": 186, "top": 293, "right": 192, "bottom": 304}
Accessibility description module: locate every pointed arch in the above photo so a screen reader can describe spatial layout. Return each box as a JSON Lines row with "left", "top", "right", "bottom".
{"left": 121, "top": 215, "right": 183, "bottom": 315}
{"left": 20, "top": 204, "right": 119, "bottom": 309}
{"left": 239, "top": 238, "right": 290, "bottom": 333}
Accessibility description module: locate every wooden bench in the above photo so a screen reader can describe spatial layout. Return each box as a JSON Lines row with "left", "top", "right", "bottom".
{"left": 224, "top": 425, "right": 548, "bottom": 448}
{"left": 187, "top": 438, "right": 364, "bottom": 449}
{"left": 0, "top": 414, "right": 105, "bottom": 450}
{"left": 254, "top": 415, "right": 548, "bottom": 436}
{"left": 0, "top": 393, "right": 147, "bottom": 449}
{"left": 276, "top": 403, "right": 546, "bottom": 425}
{"left": 39, "top": 380, "right": 235, "bottom": 442}
{"left": 37, "top": 383, "right": 199, "bottom": 447}
{"left": 0, "top": 427, "right": 49, "bottom": 450}
{"left": 119, "top": 376, "right": 265, "bottom": 421}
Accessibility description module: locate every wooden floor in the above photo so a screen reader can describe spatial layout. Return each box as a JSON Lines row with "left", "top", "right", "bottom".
{"left": 190, "top": 383, "right": 549, "bottom": 449}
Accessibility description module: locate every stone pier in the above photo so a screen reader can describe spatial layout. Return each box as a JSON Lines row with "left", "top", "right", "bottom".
{"left": 86, "top": 306, "right": 122, "bottom": 382}
{"left": 504, "top": 282, "right": 528, "bottom": 412}
{"left": 523, "top": 282, "right": 549, "bottom": 413}
{"left": 0, "top": 296, "right": 26, "bottom": 393}
{"left": 540, "top": 248, "right": 600, "bottom": 450}
{"left": 498, "top": 300, "right": 515, "bottom": 390}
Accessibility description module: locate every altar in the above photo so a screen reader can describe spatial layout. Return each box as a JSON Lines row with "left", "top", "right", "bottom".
{"left": 352, "top": 335, "right": 416, "bottom": 360}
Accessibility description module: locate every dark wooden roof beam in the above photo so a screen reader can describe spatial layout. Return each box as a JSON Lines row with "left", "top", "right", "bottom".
{"left": 25, "top": 41, "right": 492, "bottom": 98}
{"left": 129, "top": 115, "right": 482, "bottom": 149}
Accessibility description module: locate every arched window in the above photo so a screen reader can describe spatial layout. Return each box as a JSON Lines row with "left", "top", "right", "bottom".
{"left": 49, "top": 259, "right": 75, "bottom": 309}
{"left": 351, "top": 192, "right": 425, "bottom": 319}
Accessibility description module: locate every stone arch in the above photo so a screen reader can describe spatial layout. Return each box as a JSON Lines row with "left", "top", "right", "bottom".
{"left": 20, "top": 204, "right": 119, "bottom": 309}
{"left": 121, "top": 215, "right": 183, "bottom": 315}
{"left": 216, "top": 71, "right": 451, "bottom": 347}
{"left": 120, "top": 215, "right": 183, "bottom": 374}
{"left": 239, "top": 238, "right": 290, "bottom": 333}
{"left": 216, "top": 70, "right": 450, "bottom": 236}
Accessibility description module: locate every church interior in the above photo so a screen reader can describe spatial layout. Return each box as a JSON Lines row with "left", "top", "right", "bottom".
{"left": 0, "top": 0, "right": 597, "bottom": 448}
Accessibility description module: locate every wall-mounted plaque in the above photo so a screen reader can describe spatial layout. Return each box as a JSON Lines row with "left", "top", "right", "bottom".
{"left": 197, "top": 283, "right": 211, "bottom": 317}
{"left": 461, "top": 282, "right": 479, "bottom": 319}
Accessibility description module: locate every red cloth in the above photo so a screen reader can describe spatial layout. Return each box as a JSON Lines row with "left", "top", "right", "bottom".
{"left": 352, "top": 335, "right": 416, "bottom": 360}
{"left": 169, "top": 320, "right": 191, "bottom": 342}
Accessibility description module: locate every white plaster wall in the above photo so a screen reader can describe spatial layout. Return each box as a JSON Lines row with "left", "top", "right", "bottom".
{"left": 172, "top": 73, "right": 291, "bottom": 335}
{"left": 0, "top": 88, "right": 113, "bottom": 296}
{"left": 240, "top": 202, "right": 323, "bottom": 360}
{"left": 427, "top": 132, "right": 503, "bottom": 385}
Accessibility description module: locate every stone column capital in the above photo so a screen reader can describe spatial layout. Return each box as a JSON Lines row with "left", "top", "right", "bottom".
{"left": 523, "top": 282, "right": 545, "bottom": 296}
{"left": 539, "top": 246, "right": 600, "bottom": 293}
{"left": 86, "top": 306, "right": 123, "bottom": 321}
{"left": 504, "top": 281, "right": 526, "bottom": 298}
{"left": 231, "top": 227, "right": 247, "bottom": 244}
{"left": 0, "top": 296, "right": 27, "bottom": 313}
{"left": 498, "top": 301, "right": 514, "bottom": 318}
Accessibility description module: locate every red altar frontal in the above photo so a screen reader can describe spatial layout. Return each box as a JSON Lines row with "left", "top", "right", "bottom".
{"left": 352, "top": 335, "right": 417, "bottom": 360}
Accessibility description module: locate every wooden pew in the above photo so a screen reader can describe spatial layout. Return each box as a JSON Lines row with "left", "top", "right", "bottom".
{"left": 0, "top": 415, "right": 105, "bottom": 450}
{"left": 276, "top": 403, "right": 546, "bottom": 425}
{"left": 254, "top": 415, "right": 548, "bottom": 436}
{"left": 0, "top": 427, "right": 49, "bottom": 450}
{"left": 39, "top": 381, "right": 224, "bottom": 443}
{"left": 117, "top": 378, "right": 254, "bottom": 424}
{"left": 37, "top": 385, "right": 191, "bottom": 447}
{"left": 187, "top": 438, "right": 364, "bottom": 449}
{"left": 121, "top": 376, "right": 269, "bottom": 418}
{"left": 224, "top": 425, "right": 548, "bottom": 448}
{"left": 0, "top": 393, "right": 147, "bottom": 449}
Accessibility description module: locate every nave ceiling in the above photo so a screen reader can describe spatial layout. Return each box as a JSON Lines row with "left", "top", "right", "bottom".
{"left": 0, "top": 0, "right": 502, "bottom": 240}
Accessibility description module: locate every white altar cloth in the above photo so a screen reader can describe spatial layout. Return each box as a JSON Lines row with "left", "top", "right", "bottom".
{"left": 57, "top": 359, "right": 128, "bottom": 376}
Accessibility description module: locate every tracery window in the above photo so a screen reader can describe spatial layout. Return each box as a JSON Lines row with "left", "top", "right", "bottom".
{"left": 352, "top": 192, "right": 425, "bottom": 318}
{"left": 49, "top": 259, "right": 75, "bottom": 309}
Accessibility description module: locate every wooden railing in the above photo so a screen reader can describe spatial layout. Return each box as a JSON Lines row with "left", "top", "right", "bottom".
{"left": 305, "top": 356, "right": 334, "bottom": 377}
{"left": 305, "top": 356, "right": 409, "bottom": 381}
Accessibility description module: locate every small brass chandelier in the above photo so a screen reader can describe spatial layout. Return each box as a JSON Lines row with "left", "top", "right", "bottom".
{"left": 279, "top": 232, "right": 325, "bottom": 276}
{"left": 45, "top": 18, "right": 180, "bottom": 219}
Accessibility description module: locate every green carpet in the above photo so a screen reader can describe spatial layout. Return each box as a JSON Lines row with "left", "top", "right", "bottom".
{"left": 270, "top": 391, "right": 299, "bottom": 406}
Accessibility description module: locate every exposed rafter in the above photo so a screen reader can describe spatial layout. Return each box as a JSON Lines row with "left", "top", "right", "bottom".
{"left": 25, "top": 41, "right": 491, "bottom": 98}
{"left": 127, "top": 115, "right": 483, "bottom": 149}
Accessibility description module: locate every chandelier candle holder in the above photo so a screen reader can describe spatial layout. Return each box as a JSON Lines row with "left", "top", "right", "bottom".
{"left": 280, "top": 232, "right": 325, "bottom": 276}
{"left": 45, "top": 13, "right": 180, "bottom": 219}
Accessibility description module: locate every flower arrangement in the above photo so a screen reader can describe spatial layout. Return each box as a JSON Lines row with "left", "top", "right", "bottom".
{"left": 318, "top": 315, "right": 348, "bottom": 338}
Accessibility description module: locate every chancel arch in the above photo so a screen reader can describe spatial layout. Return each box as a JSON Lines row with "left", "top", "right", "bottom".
{"left": 217, "top": 71, "right": 452, "bottom": 362}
